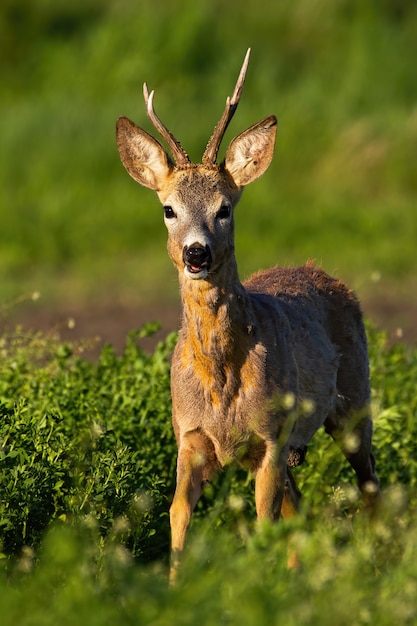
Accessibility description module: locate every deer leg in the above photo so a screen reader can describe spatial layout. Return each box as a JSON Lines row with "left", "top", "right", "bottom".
{"left": 169, "top": 432, "right": 217, "bottom": 584}
{"left": 169, "top": 448, "right": 203, "bottom": 584}
{"left": 281, "top": 468, "right": 301, "bottom": 569}
{"left": 281, "top": 467, "right": 301, "bottom": 520}
{"left": 344, "top": 420, "right": 379, "bottom": 509}
{"left": 255, "top": 444, "right": 286, "bottom": 521}
{"left": 255, "top": 448, "right": 300, "bottom": 568}
{"left": 325, "top": 412, "right": 379, "bottom": 509}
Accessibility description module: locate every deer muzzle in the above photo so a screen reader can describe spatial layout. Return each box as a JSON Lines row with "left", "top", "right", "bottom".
{"left": 183, "top": 244, "right": 212, "bottom": 279}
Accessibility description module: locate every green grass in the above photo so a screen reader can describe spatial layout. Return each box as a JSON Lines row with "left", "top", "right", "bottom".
{"left": 0, "top": 320, "right": 417, "bottom": 624}
{"left": 1, "top": 0, "right": 416, "bottom": 306}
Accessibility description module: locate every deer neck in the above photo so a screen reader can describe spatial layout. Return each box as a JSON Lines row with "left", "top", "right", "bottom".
{"left": 178, "top": 258, "right": 255, "bottom": 363}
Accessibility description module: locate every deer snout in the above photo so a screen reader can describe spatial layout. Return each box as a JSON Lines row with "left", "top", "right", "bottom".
{"left": 183, "top": 243, "right": 212, "bottom": 279}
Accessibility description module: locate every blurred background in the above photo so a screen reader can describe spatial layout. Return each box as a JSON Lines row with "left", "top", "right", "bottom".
{"left": 1, "top": 0, "right": 416, "bottom": 349}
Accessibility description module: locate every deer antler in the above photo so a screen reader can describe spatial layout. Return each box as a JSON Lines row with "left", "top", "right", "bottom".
{"left": 143, "top": 83, "right": 191, "bottom": 167}
{"left": 202, "top": 48, "right": 251, "bottom": 166}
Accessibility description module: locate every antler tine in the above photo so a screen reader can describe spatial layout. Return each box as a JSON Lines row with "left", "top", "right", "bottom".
{"left": 143, "top": 83, "right": 191, "bottom": 167}
{"left": 202, "top": 48, "right": 251, "bottom": 165}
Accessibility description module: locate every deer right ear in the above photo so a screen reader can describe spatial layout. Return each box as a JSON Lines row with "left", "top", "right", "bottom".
{"left": 223, "top": 115, "right": 277, "bottom": 188}
{"left": 116, "top": 116, "right": 173, "bottom": 191}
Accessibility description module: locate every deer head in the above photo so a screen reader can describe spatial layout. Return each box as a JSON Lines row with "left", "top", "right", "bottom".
{"left": 116, "top": 49, "right": 277, "bottom": 282}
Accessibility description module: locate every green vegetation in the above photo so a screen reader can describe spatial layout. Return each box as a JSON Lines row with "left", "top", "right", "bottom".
{"left": 1, "top": 0, "right": 416, "bottom": 306}
{"left": 0, "top": 322, "right": 416, "bottom": 624}
{"left": 1, "top": 2, "right": 417, "bottom": 624}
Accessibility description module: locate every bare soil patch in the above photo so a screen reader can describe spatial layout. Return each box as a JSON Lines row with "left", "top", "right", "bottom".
{"left": 3, "top": 301, "right": 181, "bottom": 359}
{"left": 3, "top": 291, "right": 416, "bottom": 361}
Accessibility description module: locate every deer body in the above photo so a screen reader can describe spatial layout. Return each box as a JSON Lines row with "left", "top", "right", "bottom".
{"left": 172, "top": 263, "right": 341, "bottom": 469}
{"left": 116, "top": 50, "right": 379, "bottom": 582}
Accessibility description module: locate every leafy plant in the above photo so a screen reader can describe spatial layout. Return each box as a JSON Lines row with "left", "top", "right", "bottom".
{"left": 0, "top": 319, "right": 416, "bottom": 624}
{"left": 0, "top": 324, "right": 177, "bottom": 561}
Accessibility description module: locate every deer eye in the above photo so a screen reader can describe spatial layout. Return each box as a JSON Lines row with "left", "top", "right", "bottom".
{"left": 216, "top": 204, "right": 231, "bottom": 220}
{"left": 164, "top": 206, "right": 176, "bottom": 219}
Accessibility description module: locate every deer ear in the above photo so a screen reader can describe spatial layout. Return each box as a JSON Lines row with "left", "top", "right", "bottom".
{"left": 223, "top": 115, "right": 277, "bottom": 187}
{"left": 116, "top": 116, "right": 173, "bottom": 191}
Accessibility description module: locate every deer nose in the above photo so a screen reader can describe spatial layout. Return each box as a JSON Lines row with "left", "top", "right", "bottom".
{"left": 183, "top": 244, "right": 212, "bottom": 271}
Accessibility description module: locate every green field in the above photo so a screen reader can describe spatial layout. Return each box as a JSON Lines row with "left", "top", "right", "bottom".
{"left": 1, "top": 0, "right": 416, "bottom": 312}
{"left": 0, "top": 323, "right": 417, "bottom": 625}
{"left": 1, "top": 1, "right": 417, "bottom": 624}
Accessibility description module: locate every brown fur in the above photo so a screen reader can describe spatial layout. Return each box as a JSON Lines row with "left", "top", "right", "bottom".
{"left": 116, "top": 54, "right": 379, "bottom": 584}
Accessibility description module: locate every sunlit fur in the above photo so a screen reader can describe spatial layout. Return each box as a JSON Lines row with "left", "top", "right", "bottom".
{"left": 116, "top": 67, "right": 379, "bottom": 584}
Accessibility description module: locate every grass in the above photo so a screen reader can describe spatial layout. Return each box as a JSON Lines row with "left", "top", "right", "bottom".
{"left": 0, "top": 321, "right": 416, "bottom": 624}
{"left": 0, "top": 0, "right": 416, "bottom": 307}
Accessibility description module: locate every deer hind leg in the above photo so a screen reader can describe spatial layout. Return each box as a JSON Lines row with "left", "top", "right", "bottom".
{"left": 281, "top": 468, "right": 302, "bottom": 569}
{"left": 325, "top": 410, "right": 380, "bottom": 509}
{"left": 169, "top": 431, "right": 217, "bottom": 584}
{"left": 281, "top": 468, "right": 301, "bottom": 520}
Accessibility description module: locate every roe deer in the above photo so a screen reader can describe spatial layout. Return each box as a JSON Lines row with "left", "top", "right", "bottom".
{"left": 116, "top": 49, "right": 379, "bottom": 582}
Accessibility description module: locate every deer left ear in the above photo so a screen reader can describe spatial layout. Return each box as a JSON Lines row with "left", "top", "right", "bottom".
{"left": 116, "top": 116, "right": 174, "bottom": 191}
{"left": 223, "top": 115, "right": 277, "bottom": 187}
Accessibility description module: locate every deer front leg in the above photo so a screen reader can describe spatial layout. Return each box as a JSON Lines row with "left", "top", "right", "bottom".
{"left": 255, "top": 444, "right": 300, "bottom": 568}
{"left": 255, "top": 443, "right": 287, "bottom": 521}
{"left": 169, "top": 448, "right": 203, "bottom": 584}
{"left": 169, "top": 431, "right": 217, "bottom": 584}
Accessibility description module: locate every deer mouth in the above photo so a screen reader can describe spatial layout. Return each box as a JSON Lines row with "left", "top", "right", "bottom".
{"left": 184, "top": 261, "right": 211, "bottom": 279}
